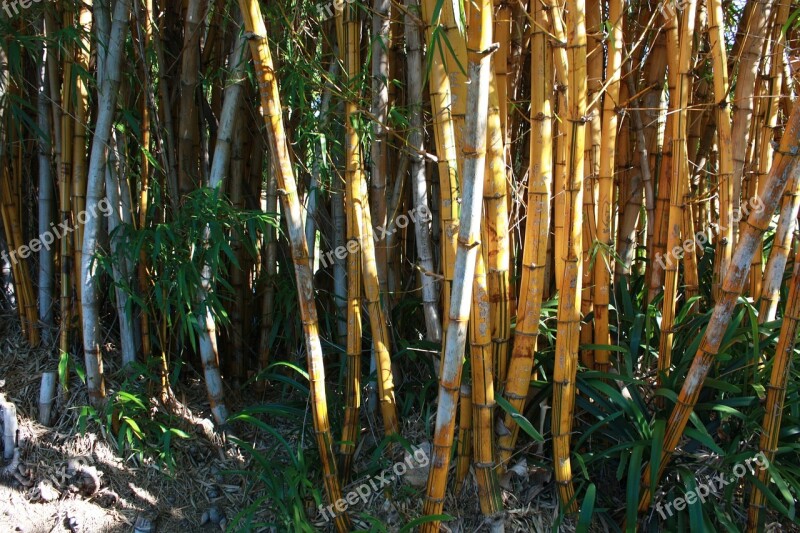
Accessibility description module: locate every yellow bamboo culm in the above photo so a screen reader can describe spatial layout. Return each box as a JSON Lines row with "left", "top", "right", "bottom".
{"left": 497, "top": 0, "right": 552, "bottom": 468}
{"left": 469, "top": 250, "right": 503, "bottom": 523}
{"left": 593, "top": 0, "right": 623, "bottom": 374}
{"left": 747, "top": 260, "right": 800, "bottom": 531}
{"left": 647, "top": 12, "right": 679, "bottom": 305}
{"left": 71, "top": 0, "right": 92, "bottom": 330}
{"left": 551, "top": 0, "right": 587, "bottom": 513}
{"left": 637, "top": 102, "right": 800, "bottom": 516}
{"left": 658, "top": 0, "right": 698, "bottom": 379}
{"left": 237, "top": 2, "right": 349, "bottom": 530}
{"left": 580, "top": 0, "right": 601, "bottom": 371}
{"left": 337, "top": 2, "right": 399, "bottom": 440}
{"left": 454, "top": 383, "right": 472, "bottom": 492}
{"left": 1, "top": 166, "right": 39, "bottom": 345}
{"left": 421, "top": 0, "right": 494, "bottom": 526}
{"left": 484, "top": 69, "right": 511, "bottom": 389}
{"left": 420, "top": 0, "right": 465, "bottom": 344}
{"left": 707, "top": 0, "right": 734, "bottom": 304}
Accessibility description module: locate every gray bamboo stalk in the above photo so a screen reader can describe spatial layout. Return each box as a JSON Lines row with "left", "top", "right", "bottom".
{"left": 370, "top": 0, "right": 391, "bottom": 296}
{"left": 405, "top": 0, "right": 441, "bottom": 343}
{"left": 37, "top": 54, "right": 54, "bottom": 341}
{"left": 105, "top": 132, "right": 137, "bottom": 367}
{"left": 195, "top": 31, "right": 248, "bottom": 424}
{"left": 81, "top": 0, "right": 131, "bottom": 403}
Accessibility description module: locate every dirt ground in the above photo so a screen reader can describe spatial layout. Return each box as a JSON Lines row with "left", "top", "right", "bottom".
{"left": 0, "top": 315, "right": 268, "bottom": 533}
{"left": 0, "top": 311, "right": 556, "bottom": 533}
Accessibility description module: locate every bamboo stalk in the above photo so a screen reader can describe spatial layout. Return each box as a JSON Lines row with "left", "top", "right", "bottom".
{"left": 237, "top": 3, "right": 349, "bottom": 529}
{"left": 337, "top": 3, "right": 399, "bottom": 438}
{"left": 747, "top": 260, "right": 800, "bottom": 531}
{"left": 421, "top": 0, "right": 494, "bottom": 525}
{"left": 708, "top": 0, "right": 735, "bottom": 302}
{"left": 637, "top": 101, "right": 800, "bottom": 516}
{"left": 454, "top": 383, "right": 472, "bottom": 492}
{"left": 178, "top": 0, "right": 207, "bottom": 197}
{"left": 593, "top": 0, "right": 623, "bottom": 374}
{"left": 551, "top": 0, "right": 587, "bottom": 512}
{"left": 420, "top": 0, "right": 463, "bottom": 346}
{"left": 658, "top": 0, "right": 698, "bottom": 381}
{"left": 470, "top": 250, "right": 504, "bottom": 525}
{"left": 497, "top": 0, "right": 551, "bottom": 468}
{"left": 82, "top": 0, "right": 131, "bottom": 403}
{"left": 730, "top": 0, "right": 773, "bottom": 250}
{"left": 580, "top": 0, "right": 602, "bottom": 371}
{"left": 406, "top": 0, "right": 441, "bottom": 343}
{"left": 485, "top": 70, "right": 511, "bottom": 388}
{"left": 370, "top": 0, "right": 390, "bottom": 298}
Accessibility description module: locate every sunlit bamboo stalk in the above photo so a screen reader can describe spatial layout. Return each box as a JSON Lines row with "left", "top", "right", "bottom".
{"left": 551, "top": 0, "right": 586, "bottom": 513}
{"left": 747, "top": 261, "right": 800, "bottom": 532}
{"left": 238, "top": 2, "right": 349, "bottom": 529}
{"left": 497, "top": 0, "right": 551, "bottom": 468}
{"left": 421, "top": 0, "right": 494, "bottom": 525}
{"left": 594, "top": 0, "right": 623, "bottom": 374}
{"left": 638, "top": 101, "right": 800, "bottom": 516}
{"left": 658, "top": 0, "right": 698, "bottom": 383}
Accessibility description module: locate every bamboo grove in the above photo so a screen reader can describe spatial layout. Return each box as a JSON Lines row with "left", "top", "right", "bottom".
{"left": 1, "top": 0, "right": 800, "bottom": 530}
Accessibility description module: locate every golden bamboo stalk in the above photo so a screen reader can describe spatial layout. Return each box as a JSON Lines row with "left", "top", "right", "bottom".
{"left": 551, "top": 0, "right": 586, "bottom": 513}
{"left": 337, "top": 4, "right": 399, "bottom": 439}
{"left": 454, "top": 383, "right": 472, "bottom": 491}
{"left": 421, "top": 0, "right": 494, "bottom": 526}
{"left": 658, "top": 0, "right": 697, "bottom": 380}
{"left": 747, "top": 260, "right": 800, "bottom": 531}
{"left": 485, "top": 70, "right": 511, "bottom": 389}
{"left": 237, "top": 2, "right": 349, "bottom": 529}
{"left": 470, "top": 249, "right": 503, "bottom": 522}
{"left": 593, "top": 0, "right": 623, "bottom": 374}
{"left": 638, "top": 101, "right": 800, "bottom": 516}
{"left": 580, "top": 0, "right": 602, "bottom": 371}
{"left": 420, "top": 0, "right": 463, "bottom": 343}
{"left": 708, "top": 0, "right": 735, "bottom": 302}
{"left": 497, "top": 0, "right": 551, "bottom": 468}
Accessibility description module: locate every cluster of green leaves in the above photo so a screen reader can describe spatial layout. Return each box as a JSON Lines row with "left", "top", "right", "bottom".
{"left": 103, "top": 185, "right": 276, "bottom": 353}
{"left": 77, "top": 360, "right": 190, "bottom": 473}
{"left": 524, "top": 249, "right": 800, "bottom": 532}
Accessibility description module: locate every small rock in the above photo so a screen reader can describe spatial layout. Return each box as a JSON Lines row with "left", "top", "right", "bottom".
{"left": 403, "top": 442, "right": 431, "bottom": 488}
{"left": 34, "top": 480, "right": 60, "bottom": 502}
{"left": 200, "top": 511, "right": 210, "bottom": 526}
{"left": 133, "top": 515, "right": 155, "bottom": 533}
{"left": 218, "top": 518, "right": 227, "bottom": 531}
{"left": 207, "top": 506, "right": 224, "bottom": 524}
{"left": 64, "top": 515, "right": 79, "bottom": 533}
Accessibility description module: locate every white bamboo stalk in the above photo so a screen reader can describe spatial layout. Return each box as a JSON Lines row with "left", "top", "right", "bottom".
{"left": 106, "top": 133, "right": 137, "bottom": 367}
{"left": 81, "top": 0, "right": 131, "bottom": 402}
{"left": 1, "top": 397, "right": 17, "bottom": 461}
{"left": 195, "top": 31, "right": 248, "bottom": 425}
{"left": 38, "top": 372, "right": 57, "bottom": 426}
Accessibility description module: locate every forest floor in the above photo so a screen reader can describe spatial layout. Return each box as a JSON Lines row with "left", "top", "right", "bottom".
{"left": 0, "top": 314, "right": 561, "bottom": 532}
